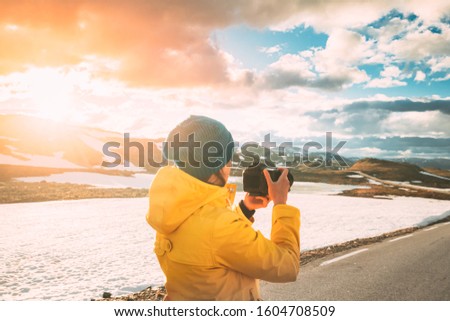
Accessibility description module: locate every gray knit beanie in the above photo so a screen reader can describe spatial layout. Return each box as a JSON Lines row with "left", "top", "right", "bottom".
{"left": 163, "top": 115, "right": 234, "bottom": 181}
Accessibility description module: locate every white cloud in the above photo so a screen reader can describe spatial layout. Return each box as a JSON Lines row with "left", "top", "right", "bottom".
{"left": 381, "top": 22, "right": 450, "bottom": 61}
{"left": 382, "top": 111, "right": 450, "bottom": 137}
{"left": 314, "top": 29, "right": 374, "bottom": 70}
{"left": 268, "top": 54, "right": 314, "bottom": 77}
{"left": 259, "top": 44, "right": 283, "bottom": 55}
{"left": 256, "top": 48, "right": 369, "bottom": 90}
{"left": 400, "top": 0, "right": 450, "bottom": 24}
{"left": 428, "top": 56, "right": 450, "bottom": 73}
{"left": 256, "top": 29, "right": 374, "bottom": 90}
{"left": 365, "top": 65, "right": 407, "bottom": 88}
{"left": 365, "top": 78, "right": 407, "bottom": 88}
{"left": 381, "top": 66, "right": 401, "bottom": 78}
{"left": 363, "top": 13, "right": 450, "bottom": 85}
{"left": 434, "top": 74, "right": 450, "bottom": 82}
{"left": 1, "top": 0, "right": 450, "bottom": 89}
{"left": 414, "top": 71, "right": 426, "bottom": 82}
{"left": 270, "top": 1, "right": 395, "bottom": 33}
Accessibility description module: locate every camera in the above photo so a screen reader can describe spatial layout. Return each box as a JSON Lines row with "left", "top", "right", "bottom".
{"left": 243, "top": 161, "right": 294, "bottom": 196}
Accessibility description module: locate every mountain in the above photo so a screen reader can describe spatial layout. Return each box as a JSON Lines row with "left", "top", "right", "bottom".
{"left": 388, "top": 158, "right": 450, "bottom": 170}
{"left": 0, "top": 114, "right": 162, "bottom": 174}
{"left": 349, "top": 158, "right": 450, "bottom": 188}
{"left": 1, "top": 114, "right": 449, "bottom": 186}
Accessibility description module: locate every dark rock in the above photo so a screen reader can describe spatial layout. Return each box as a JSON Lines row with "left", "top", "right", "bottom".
{"left": 103, "top": 292, "right": 112, "bottom": 299}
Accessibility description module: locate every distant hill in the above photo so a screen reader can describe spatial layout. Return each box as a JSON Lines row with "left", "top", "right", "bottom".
{"left": 1, "top": 114, "right": 448, "bottom": 186}
{"left": 388, "top": 158, "right": 450, "bottom": 170}
{"left": 0, "top": 114, "right": 162, "bottom": 174}
{"left": 232, "top": 147, "right": 354, "bottom": 170}
{"left": 350, "top": 158, "right": 450, "bottom": 188}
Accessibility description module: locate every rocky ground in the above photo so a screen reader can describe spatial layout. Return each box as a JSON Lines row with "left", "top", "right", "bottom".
{"left": 95, "top": 215, "right": 450, "bottom": 301}
{"left": 0, "top": 181, "right": 148, "bottom": 204}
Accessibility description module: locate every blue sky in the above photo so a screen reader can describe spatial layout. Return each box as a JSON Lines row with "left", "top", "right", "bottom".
{"left": 213, "top": 25, "right": 328, "bottom": 70}
{"left": 213, "top": 15, "right": 450, "bottom": 99}
{"left": 0, "top": 1, "right": 449, "bottom": 159}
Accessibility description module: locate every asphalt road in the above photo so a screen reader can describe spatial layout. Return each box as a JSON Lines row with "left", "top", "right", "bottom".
{"left": 261, "top": 222, "right": 450, "bottom": 300}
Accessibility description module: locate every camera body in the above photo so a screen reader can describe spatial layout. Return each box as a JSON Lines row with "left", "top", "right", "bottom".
{"left": 243, "top": 161, "right": 294, "bottom": 196}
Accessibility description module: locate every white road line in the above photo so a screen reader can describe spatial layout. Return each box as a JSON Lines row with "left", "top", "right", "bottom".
{"left": 424, "top": 226, "right": 438, "bottom": 231}
{"left": 389, "top": 234, "right": 413, "bottom": 242}
{"left": 320, "top": 248, "right": 368, "bottom": 266}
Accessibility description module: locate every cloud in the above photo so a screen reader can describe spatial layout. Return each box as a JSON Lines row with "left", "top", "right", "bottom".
{"left": 255, "top": 30, "right": 372, "bottom": 90}
{"left": 365, "top": 78, "right": 407, "bottom": 88}
{"left": 381, "top": 66, "right": 401, "bottom": 78}
{"left": 340, "top": 136, "right": 450, "bottom": 158}
{"left": 258, "top": 69, "right": 367, "bottom": 91}
{"left": 317, "top": 29, "right": 375, "bottom": 66}
{"left": 434, "top": 74, "right": 450, "bottom": 82}
{"left": 360, "top": 10, "right": 450, "bottom": 85}
{"left": 385, "top": 25, "right": 450, "bottom": 61}
{"left": 1, "top": 1, "right": 449, "bottom": 88}
{"left": 365, "top": 65, "right": 409, "bottom": 88}
{"left": 306, "top": 98, "right": 450, "bottom": 137}
{"left": 343, "top": 99, "right": 450, "bottom": 115}
{"left": 0, "top": 0, "right": 243, "bottom": 87}
{"left": 0, "top": 1, "right": 388, "bottom": 87}
{"left": 367, "top": 11, "right": 450, "bottom": 63}
{"left": 414, "top": 70, "right": 426, "bottom": 82}
{"left": 259, "top": 44, "right": 283, "bottom": 55}
{"left": 428, "top": 56, "right": 450, "bottom": 73}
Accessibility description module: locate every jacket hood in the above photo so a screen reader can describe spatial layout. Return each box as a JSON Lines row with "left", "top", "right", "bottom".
{"left": 146, "top": 166, "right": 236, "bottom": 234}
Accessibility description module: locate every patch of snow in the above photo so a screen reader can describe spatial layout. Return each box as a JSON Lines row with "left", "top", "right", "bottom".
{"left": 1, "top": 194, "right": 449, "bottom": 300}
{"left": 4, "top": 145, "right": 18, "bottom": 151}
{"left": 385, "top": 180, "right": 410, "bottom": 185}
{"left": 411, "top": 180, "right": 422, "bottom": 184}
{"left": 98, "top": 163, "right": 148, "bottom": 172}
{"left": 382, "top": 179, "right": 450, "bottom": 193}
{"left": 0, "top": 198, "right": 158, "bottom": 300}
{"left": 0, "top": 135, "right": 18, "bottom": 141}
{"left": 0, "top": 152, "right": 83, "bottom": 169}
{"left": 420, "top": 171, "right": 450, "bottom": 181}
{"left": 368, "top": 179, "right": 382, "bottom": 185}
{"left": 80, "top": 134, "right": 106, "bottom": 151}
{"left": 16, "top": 172, "right": 155, "bottom": 189}
{"left": 290, "top": 182, "right": 370, "bottom": 194}
{"left": 347, "top": 174, "right": 364, "bottom": 178}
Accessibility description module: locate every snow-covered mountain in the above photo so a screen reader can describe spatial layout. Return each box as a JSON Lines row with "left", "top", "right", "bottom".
{"left": 0, "top": 114, "right": 162, "bottom": 173}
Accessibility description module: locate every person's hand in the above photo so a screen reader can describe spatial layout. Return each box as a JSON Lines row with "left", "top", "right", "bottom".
{"left": 263, "top": 168, "right": 290, "bottom": 206}
{"left": 243, "top": 193, "right": 270, "bottom": 211}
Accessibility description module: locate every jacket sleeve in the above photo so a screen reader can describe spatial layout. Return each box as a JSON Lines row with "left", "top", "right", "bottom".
{"left": 213, "top": 204, "right": 300, "bottom": 282}
{"left": 231, "top": 202, "right": 255, "bottom": 223}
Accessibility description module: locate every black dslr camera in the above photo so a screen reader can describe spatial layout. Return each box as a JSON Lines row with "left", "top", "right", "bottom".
{"left": 243, "top": 161, "right": 294, "bottom": 196}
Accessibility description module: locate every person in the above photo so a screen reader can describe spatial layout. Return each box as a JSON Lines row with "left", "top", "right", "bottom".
{"left": 146, "top": 115, "right": 300, "bottom": 300}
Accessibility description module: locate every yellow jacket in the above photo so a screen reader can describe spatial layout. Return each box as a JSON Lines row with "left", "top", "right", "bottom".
{"left": 146, "top": 166, "right": 300, "bottom": 300}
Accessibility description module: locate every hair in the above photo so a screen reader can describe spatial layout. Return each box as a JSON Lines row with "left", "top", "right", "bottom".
{"left": 206, "top": 171, "right": 227, "bottom": 186}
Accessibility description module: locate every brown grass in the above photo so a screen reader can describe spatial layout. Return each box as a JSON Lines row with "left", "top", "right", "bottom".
{"left": 0, "top": 164, "right": 138, "bottom": 181}
{"left": 339, "top": 184, "right": 450, "bottom": 200}
{"left": 0, "top": 181, "right": 148, "bottom": 204}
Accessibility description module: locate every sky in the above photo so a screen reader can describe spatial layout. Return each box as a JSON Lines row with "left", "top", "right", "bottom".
{"left": 0, "top": 0, "right": 449, "bottom": 159}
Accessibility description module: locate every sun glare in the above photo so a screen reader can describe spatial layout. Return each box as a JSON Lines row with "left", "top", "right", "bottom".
{"left": 5, "top": 24, "right": 19, "bottom": 31}
{"left": 24, "top": 68, "right": 74, "bottom": 121}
